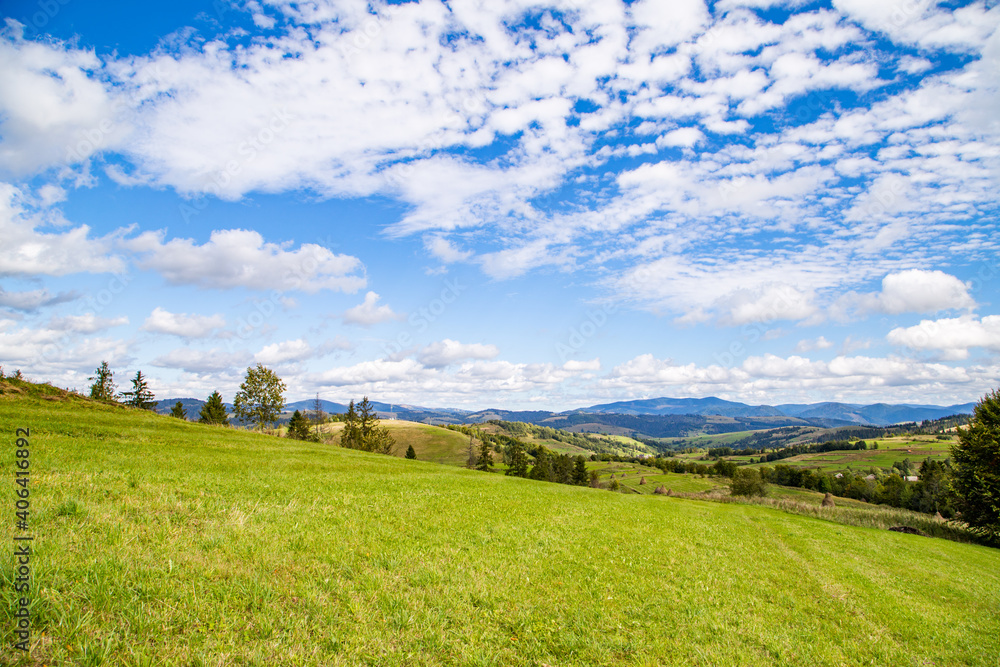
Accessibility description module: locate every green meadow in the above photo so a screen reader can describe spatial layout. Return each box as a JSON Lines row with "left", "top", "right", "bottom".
{"left": 2, "top": 380, "right": 999, "bottom": 666}
{"left": 746, "top": 437, "right": 953, "bottom": 474}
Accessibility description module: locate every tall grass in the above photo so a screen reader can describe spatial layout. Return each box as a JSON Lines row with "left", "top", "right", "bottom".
{"left": 674, "top": 489, "right": 987, "bottom": 545}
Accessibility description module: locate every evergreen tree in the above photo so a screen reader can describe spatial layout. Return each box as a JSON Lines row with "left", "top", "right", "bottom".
{"left": 340, "top": 397, "right": 395, "bottom": 454}
{"left": 341, "top": 400, "right": 360, "bottom": 446}
{"left": 286, "top": 410, "right": 313, "bottom": 440}
{"left": 88, "top": 361, "right": 117, "bottom": 402}
{"left": 232, "top": 364, "right": 286, "bottom": 429}
{"left": 405, "top": 444, "right": 417, "bottom": 459}
{"left": 476, "top": 438, "right": 494, "bottom": 471}
{"left": 121, "top": 370, "right": 157, "bottom": 410}
{"left": 199, "top": 391, "right": 229, "bottom": 425}
{"left": 572, "top": 456, "right": 589, "bottom": 485}
{"left": 529, "top": 447, "right": 554, "bottom": 482}
{"left": 170, "top": 401, "right": 187, "bottom": 419}
{"left": 952, "top": 388, "right": 1000, "bottom": 540}
{"left": 505, "top": 440, "right": 529, "bottom": 477}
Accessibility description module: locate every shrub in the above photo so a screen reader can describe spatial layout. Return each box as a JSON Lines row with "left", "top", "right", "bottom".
{"left": 731, "top": 468, "right": 767, "bottom": 497}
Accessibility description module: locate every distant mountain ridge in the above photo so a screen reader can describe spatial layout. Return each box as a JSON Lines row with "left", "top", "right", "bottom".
{"left": 585, "top": 396, "right": 975, "bottom": 426}
{"left": 156, "top": 395, "right": 975, "bottom": 432}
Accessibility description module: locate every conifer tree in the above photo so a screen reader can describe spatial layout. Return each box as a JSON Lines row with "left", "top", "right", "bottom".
{"left": 505, "top": 440, "right": 529, "bottom": 477}
{"left": 88, "top": 361, "right": 117, "bottom": 402}
{"left": 529, "top": 447, "right": 554, "bottom": 482}
{"left": 476, "top": 438, "right": 494, "bottom": 471}
{"left": 199, "top": 391, "right": 229, "bottom": 425}
{"left": 572, "top": 456, "right": 589, "bottom": 485}
{"left": 121, "top": 370, "right": 157, "bottom": 410}
{"left": 340, "top": 397, "right": 395, "bottom": 454}
{"left": 405, "top": 444, "right": 417, "bottom": 459}
{"left": 170, "top": 401, "right": 187, "bottom": 419}
{"left": 286, "top": 409, "right": 313, "bottom": 440}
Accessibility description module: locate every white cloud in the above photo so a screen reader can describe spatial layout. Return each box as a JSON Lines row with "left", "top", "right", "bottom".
{"left": 563, "top": 358, "right": 601, "bottom": 372}
{"left": 151, "top": 347, "right": 252, "bottom": 374}
{"left": 0, "top": 286, "right": 76, "bottom": 312}
{"left": 255, "top": 337, "right": 348, "bottom": 365}
{"left": 717, "top": 283, "right": 817, "bottom": 326}
{"left": 877, "top": 270, "right": 975, "bottom": 314}
{"left": 887, "top": 315, "right": 1000, "bottom": 360}
{"left": 794, "top": 336, "right": 834, "bottom": 353}
{"left": 141, "top": 307, "right": 225, "bottom": 338}
{"left": 417, "top": 339, "right": 499, "bottom": 368}
{"left": 342, "top": 291, "right": 401, "bottom": 327}
{"left": 838, "top": 270, "right": 977, "bottom": 318}
{"left": 0, "top": 26, "right": 129, "bottom": 176}
{"left": 49, "top": 313, "right": 128, "bottom": 334}
{"left": 602, "top": 351, "right": 991, "bottom": 404}
{"left": 0, "top": 183, "right": 125, "bottom": 277}
{"left": 126, "top": 229, "right": 365, "bottom": 293}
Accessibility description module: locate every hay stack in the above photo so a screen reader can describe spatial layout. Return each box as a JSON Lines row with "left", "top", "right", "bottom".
{"left": 821, "top": 493, "right": 835, "bottom": 507}
{"left": 639, "top": 476, "right": 647, "bottom": 485}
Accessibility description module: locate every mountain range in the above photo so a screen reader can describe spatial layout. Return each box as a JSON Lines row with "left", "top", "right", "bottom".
{"left": 156, "top": 395, "right": 975, "bottom": 433}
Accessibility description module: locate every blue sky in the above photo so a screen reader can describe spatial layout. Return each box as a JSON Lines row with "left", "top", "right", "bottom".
{"left": 1, "top": 0, "right": 998, "bottom": 410}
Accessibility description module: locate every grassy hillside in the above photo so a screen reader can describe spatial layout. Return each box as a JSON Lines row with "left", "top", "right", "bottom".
{"left": 319, "top": 420, "right": 472, "bottom": 467}
{"left": 2, "top": 379, "right": 999, "bottom": 666}
{"left": 743, "top": 436, "right": 953, "bottom": 473}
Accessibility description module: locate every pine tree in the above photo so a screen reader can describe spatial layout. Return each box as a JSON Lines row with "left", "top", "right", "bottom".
{"left": 529, "top": 447, "right": 554, "bottom": 482}
{"left": 340, "top": 397, "right": 395, "bottom": 454}
{"left": 121, "top": 371, "right": 157, "bottom": 410}
{"left": 88, "top": 361, "right": 117, "bottom": 402}
{"left": 199, "top": 391, "right": 229, "bottom": 426}
{"left": 286, "top": 410, "right": 312, "bottom": 440}
{"left": 405, "top": 444, "right": 417, "bottom": 459}
{"left": 476, "top": 438, "right": 494, "bottom": 472}
{"left": 170, "top": 401, "right": 187, "bottom": 419}
{"left": 572, "top": 456, "right": 589, "bottom": 485}
{"left": 505, "top": 440, "right": 529, "bottom": 477}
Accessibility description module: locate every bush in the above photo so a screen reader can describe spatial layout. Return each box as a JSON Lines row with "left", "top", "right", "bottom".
{"left": 730, "top": 468, "right": 767, "bottom": 497}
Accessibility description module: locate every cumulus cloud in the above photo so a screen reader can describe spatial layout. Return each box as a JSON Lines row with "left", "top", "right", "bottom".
{"left": 151, "top": 348, "right": 252, "bottom": 374}
{"left": 875, "top": 270, "right": 975, "bottom": 314}
{"left": 126, "top": 229, "right": 366, "bottom": 293}
{"left": 417, "top": 339, "right": 500, "bottom": 368}
{"left": 887, "top": 315, "right": 1000, "bottom": 360}
{"left": 342, "top": 291, "right": 401, "bottom": 326}
{"left": 0, "top": 26, "right": 129, "bottom": 176}
{"left": 0, "top": 184, "right": 125, "bottom": 277}
{"left": 255, "top": 337, "right": 349, "bottom": 365}
{"left": 141, "top": 307, "right": 225, "bottom": 338}
{"left": 602, "top": 351, "right": 989, "bottom": 404}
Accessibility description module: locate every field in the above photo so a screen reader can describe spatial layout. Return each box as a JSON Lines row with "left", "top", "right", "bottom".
{"left": 2, "top": 381, "right": 999, "bottom": 666}
{"left": 319, "top": 421, "right": 472, "bottom": 467}
{"left": 744, "top": 436, "right": 953, "bottom": 474}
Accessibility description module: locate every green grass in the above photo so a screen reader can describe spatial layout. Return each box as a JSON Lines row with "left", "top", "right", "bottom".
{"left": 320, "top": 420, "right": 472, "bottom": 467}
{"left": 745, "top": 437, "right": 952, "bottom": 474}
{"left": 2, "top": 380, "right": 999, "bottom": 666}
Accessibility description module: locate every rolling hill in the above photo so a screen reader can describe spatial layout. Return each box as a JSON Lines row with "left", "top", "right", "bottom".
{"left": 2, "top": 378, "right": 998, "bottom": 665}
